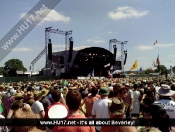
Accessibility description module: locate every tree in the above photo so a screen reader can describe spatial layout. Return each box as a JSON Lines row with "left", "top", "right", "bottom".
{"left": 4, "top": 59, "right": 27, "bottom": 72}
{"left": 154, "top": 65, "right": 166, "bottom": 74}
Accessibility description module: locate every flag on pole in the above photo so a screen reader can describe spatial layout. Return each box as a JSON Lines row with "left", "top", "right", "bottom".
{"left": 154, "top": 40, "right": 158, "bottom": 45}
{"left": 156, "top": 54, "right": 160, "bottom": 65}
{"left": 150, "top": 67, "right": 153, "bottom": 71}
{"left": 139, "top": 67, "right": 143, "bottom": 72}
{"left": 130, "top": 60, "right": 138, "bottom": 71}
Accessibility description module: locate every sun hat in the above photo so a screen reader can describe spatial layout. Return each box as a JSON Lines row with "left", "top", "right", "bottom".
{"left": 41, "top": 89, "right": 49, "bottom": 97}
{"left": 14, "top": 92, "right": 23, "bottom": 99}
{"left": 108, "top": 97, "right": 126, "bottom": 115}
{"left": 34, "top": 91, "right": 43, "bottom": 98}
{"left": 99, "top": 87, "right": 109, "bottom": 95}
{"left": 155, "top": 84, "right": 175, "bottom": 96}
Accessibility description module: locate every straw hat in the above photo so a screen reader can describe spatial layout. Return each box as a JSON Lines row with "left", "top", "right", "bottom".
{"left": 156, "top": 84, "right": 175, "bottom": 96}
{"left": 34, "top": 91, "right": 43, "bottom": 98}
{"left": 14, "top": 92, "right": 23, "bottom": 99}
{"left": 108, "top": 97, "right": 126, "bottom": 115}
{"left": 41, "top": 89, "right": 49, "bottom": 97}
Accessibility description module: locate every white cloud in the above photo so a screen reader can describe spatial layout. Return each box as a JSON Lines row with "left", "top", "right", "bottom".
{"left": 107, "top": 31, "right": 112, "bottom": 34}
{"left": 155, "top": 43, "right": 175, "bottom": 47}
{"left": 169, "top": 54, "right": 175, "bottom": 57}
{"left": 135, "top": 43, "right": 175, "bottom": 50}
{"left": 13, "top": 47, "right": 33, "bottom": 52}
{"left": 86, "top": 39, "right": 105, "bottom": 44}
{"left": 20, "top": 9, "right": 70, "bottom": 24}
{"left": 134, "top": 45, "right": 154, "bottom": 50}
{"left": 108, "top": 6, "right": 148, "bottom": 20}
{"left": 42, "top": 10, "right": 70, "bottom": 23}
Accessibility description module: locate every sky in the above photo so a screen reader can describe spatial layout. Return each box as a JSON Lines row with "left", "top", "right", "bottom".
{"left": 0, "top": 0, "right": 175, "bottom": 72}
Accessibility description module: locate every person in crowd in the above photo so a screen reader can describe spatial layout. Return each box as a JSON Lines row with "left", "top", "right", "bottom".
{"left": 92, "top": 87, "right": 112, "bottom": 132}
{"left": 124, "top": 83, "right": 133, "bottom": 118}
{"left": 44, "top": 90, "right": 68, "bottom": 132}
{"left": 100, "top": 97, "right": 137, "bottom": 132}
{"left": 31, "top": 91, "right": 45, "bottom": 118}
{"left": 53, "top": 85, "right": 66, "bottom": 105}
{"left": 40, "top": 88, "right": 51, "bottom": 111}
{"left": 130, "top": 83, "right": 141, "bottom": 118}
{"left": 150, "top": 103, "right": 175, "bottom": 132}
{"left": 112, "top": 83, "right": 129, "bottom": 117}
{"left": 7, "top": 92, "right": 44, "bottom": 132}
{"left": 141, "top": 97, "right": 154, "bottom": 118}
{"left": 80, "top": 87, "right": 100, "bottom": 118}
{"left": 53, "top": 90, "right": 95, "bottom": 132}
{"left": 154, "top": 84, "right": 175, "bottom": 118}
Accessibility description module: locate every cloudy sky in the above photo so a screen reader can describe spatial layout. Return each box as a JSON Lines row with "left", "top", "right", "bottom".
{"left": 0, "top": 0, "right": 175, "bottom": 72}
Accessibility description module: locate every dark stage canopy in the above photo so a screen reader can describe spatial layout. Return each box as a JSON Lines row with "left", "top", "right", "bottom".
{"left": 72, "top": 47, "right": 113, "bottom": 76}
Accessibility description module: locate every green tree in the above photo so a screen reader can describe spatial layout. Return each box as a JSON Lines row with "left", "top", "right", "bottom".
{"left": 154, "top": 65, "right": 166, "bottom": 74}
{"left": 4, "top": 59, "right": 27, "bottom": 72}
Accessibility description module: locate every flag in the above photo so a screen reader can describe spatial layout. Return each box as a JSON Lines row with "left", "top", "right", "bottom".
{"left": 130, "top": 60, "right": 138, "bottom": 71}
{"left": 154, "top": 40, "right": 158, "bottom": 45}
{"left": 170, "top": 65, "right": 173, "bottom": 70}
{"left": 156, "top": 54, "right": 160, "bottom": 65}
{"left": 170, "top": 65, "right": 174, "bottom": 76}
{"left": 29, "top": 64, "right": 33, "bottom": 71}
{"left": 104, "top": 63, "right": 110, "bottom": 68}
{"left": 91, "top": 69, "right": 94, "bottom": 77}
{"left": 139, "top": 67, "right": 143, "bottom": 72}
{"left": 150, "top": 67, "right": 152, "bottom": 71}
{"left": 152, "top": 61, "right": 156, "bottom": 67}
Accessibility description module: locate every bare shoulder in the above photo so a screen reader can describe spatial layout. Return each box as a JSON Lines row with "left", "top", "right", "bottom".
{"left": 118, "top": 126, "right": 137, "bottom": 132}
{"left": 171, "top": 127, "right": 175, "bottom": 132}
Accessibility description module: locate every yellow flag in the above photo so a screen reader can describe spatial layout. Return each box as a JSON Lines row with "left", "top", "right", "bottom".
{"left": 130, "top": 60, "right": 138, "bottom": 70}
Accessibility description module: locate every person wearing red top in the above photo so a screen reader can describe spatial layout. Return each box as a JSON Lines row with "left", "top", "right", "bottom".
{"left": 44, "top": 90, "right": 68, "bottom": 131}
{"left": 53, "top": 90, "right": 95, "bottom": 132}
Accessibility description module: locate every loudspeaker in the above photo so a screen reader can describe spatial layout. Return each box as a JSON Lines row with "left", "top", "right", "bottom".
{"left": 48, "top": 43, "right": 52, "bottom": 60}
{"left": 68, "top": 41, "right": 73, "bottom": 62}
{"left": 124, "top": 51, "right": 127, "bottom": 65}
{"left": 114, "top": 61, "right": 121, "bottom": 70}
{"left": 113, "top": 45, "right": 117, "bottom": 64}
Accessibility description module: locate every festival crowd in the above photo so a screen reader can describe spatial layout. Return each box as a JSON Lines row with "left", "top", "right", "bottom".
{"left": 0, "top": 76, "right": 175, "bottom": 132}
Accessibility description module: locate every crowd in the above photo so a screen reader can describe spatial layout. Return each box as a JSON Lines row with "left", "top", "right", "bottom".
{"left": 0, "top": 76, "right": 175, "bottom": 132}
